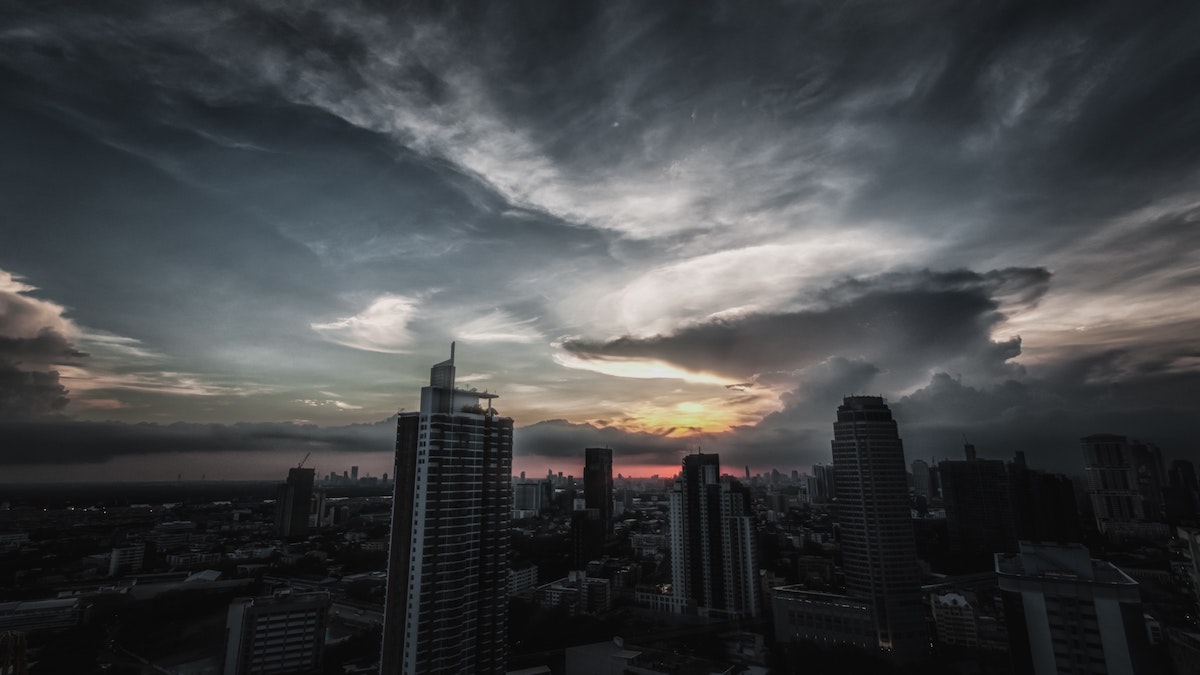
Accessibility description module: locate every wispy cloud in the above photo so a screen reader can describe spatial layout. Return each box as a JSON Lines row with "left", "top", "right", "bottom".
{"left": 311, "top": 294, "right": 420, "bottom": 353}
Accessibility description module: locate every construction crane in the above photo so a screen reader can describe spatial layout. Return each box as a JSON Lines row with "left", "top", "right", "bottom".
{"left": 297, "top": 452, "right": 311, "bottom": 470}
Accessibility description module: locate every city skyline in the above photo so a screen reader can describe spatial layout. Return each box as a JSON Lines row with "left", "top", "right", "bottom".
{"left": 3, "top": 1, "right": 1200, "bottom": 482}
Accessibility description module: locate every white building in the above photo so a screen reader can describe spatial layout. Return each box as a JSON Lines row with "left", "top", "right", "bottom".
{"left": 223, "top": 590, "right": 329, "bottom": 675}
{"left": 380, "top": 345, "right": 513, "bottom": 674}
{"left": 997, "top": 541, "right": 1151, "bottom": 675}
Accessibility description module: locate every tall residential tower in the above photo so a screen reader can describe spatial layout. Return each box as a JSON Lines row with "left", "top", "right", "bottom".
{"left": 669, "top": 453, "right": 760, "bottom": 619}
{"left": 380, "top": 346, "right": 514, "bottom": 674}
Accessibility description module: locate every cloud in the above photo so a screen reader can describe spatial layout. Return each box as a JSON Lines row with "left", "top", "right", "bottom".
{"left": 311, "top": 294, "right": 420, "bottom": 353}
{"left": 456, "top": 310, "right": 542, "bottom": 344}
{"left": 561, "top": 268, "right": 1049, "bottom": 389}
{"left": 0, "top": 417, "right": 397, "bottom": 466}
{"left": 0, "top": 360, "right": 70, "bottom": 421}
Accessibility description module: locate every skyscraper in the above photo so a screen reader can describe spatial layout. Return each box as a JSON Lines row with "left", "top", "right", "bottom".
{"left": 669, "top": 453, "right": 760, "bottom": 619}
{"left": 940, "top": 448, "right": 1018, "bottom": 561}
{"left": 831, "top": 396, "right": 927, "bottom": 663}
{"left": 583, "top": 447, "right": 614, "bottom": 534}
{"left": 275, "top": 466, "right": 315, "bottom": 539}
{"left": 1082, "top": 434, "right": 1169, "bottom": 539}
{"left": 380, "top": 345, "right": 514, "bottom": 674}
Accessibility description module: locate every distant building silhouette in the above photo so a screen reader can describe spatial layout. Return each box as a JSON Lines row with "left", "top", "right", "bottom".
{"left": 669, "top": 453, "right": 760, "bottom": 619}
{"left": 1008, "top": 451, "right": 1082, "bottom": 543}
{"left": 380, "top": 345, "right": 513, "bottom": 674}
{"left": 1081, "top": 434, "right": 1169, "bottom": 539}
{"left": 224, "top": 590, "right": 329, "bottom": 675}
{"left": 583, "top": 447, "right": 614, "bottom": 534}
{"left": 275, "top": 467, "right": 315, "bottom": 539}
{"left": 831, "top": 395, "right": 927, "bottom": 662}
{"left": 911, "top": 459, "right": 932, "bottom": 500}
{"left": 940, "top": 446, "right": 1018, "bottom": 561}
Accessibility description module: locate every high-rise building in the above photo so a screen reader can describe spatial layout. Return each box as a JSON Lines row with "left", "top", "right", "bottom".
{"left": 997, "top": 542, "right": 1151, "bottom": 675}
{"left": 224, "top": 590, "right": 330, "bottom": 675}
{"left": 1008, "top": 452, "right": 1083, "bottom": 543}
{"left": 1082, "top": 434, "right": 1169, "bottom": 539}
{"left": 275, "top": 467, "right": 315, "bottom": 539}
{"left": 668, "top": 453, "right": 760, "bottom": 619}
{"left": 380, "top": 345, "right": 513, "bottom": 675}
{"left": 583, "top": 447, "right": 614, "bottom": 534}
{"left": 351, "top": 465, "right": 359, "bottom": 482}
{"left": 940, "top": 448, "right": 1018, "bottom": 560}
{"left": 911, "top": 459, "right": 932, "bottom": 500}
{"left": 831, "top": 396, "right": 927, "bottom": 663}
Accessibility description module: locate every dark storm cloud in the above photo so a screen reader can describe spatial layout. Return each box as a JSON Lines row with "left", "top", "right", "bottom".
{"left": 0, "top": 329, "right": 86, "bottom": 363}
{"left": 515, "top": 419, "right": 683, "bottom": 465}
{"left": 562, "top": 268, "right": 1048, "bottom": 381}
{"left": 0, "top": 417, "right": 396, "bottom": 466}
{"left": 0, "top": 362, "right": 70, "bottom": 421}
{"left": 892, "top": 360, "right": 1200, "bottom": 472}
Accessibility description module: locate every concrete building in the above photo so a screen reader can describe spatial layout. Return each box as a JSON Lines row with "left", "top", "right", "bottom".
{"left": 584, "top": 448, "right": 614, "bottom": 535}
{"left": 997, "top": 541, "right": 1151, "bottom": 675}
{"left": 533, "top": 571, "right": 612, "bottom": 616}
{"left": 1082, "top": 434, "right": 1169, "bottom": 540}
{"left": 940, "top": 451, "right": 1018, "bottom": 558}
{"left": 911, "top": 459, "right": 932, "bottom": 500}
{"left": 379, "top": 345, "right": 513, "bottom": 674}
{"left": 668, "top": 453, "right": 761, "bottom": 619}
{"left": 275, "top": 467, "right": 315, "bottom": 540}
{"left": 108, "top": 543, "right": 145, "bottom": 577}
{"left": 831, "top": 396, "right": 928, "bottom": 663}
{"left": 223, "top": 590, "right": 329, "bottom": 675}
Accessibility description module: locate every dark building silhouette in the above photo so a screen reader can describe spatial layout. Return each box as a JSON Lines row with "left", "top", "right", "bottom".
{"left": 940, "top": 446, "right": 1018, "bottom": 562}
{"left": 275, "top": 467, "right": 314, "bottom": 540}
{"left": 380, "top": 345, "right": 513, "bottom": 674}
{"left": 669, "top": 453, "right": 760, "bottom": 618}
{"left": 1082, "top": 434, "right": 1169, "bottom": 539}
{"left": 832, "top": 396, "right": 928, "bottom": 663}
{"left": 1009, "top": 452, "right": 1083, "bottom": 543}
{"left": 570, "top": 508, "right": 604, "bottom": 570}
{"left": 583, "top": 447, "right": 614, "bottom": 534}
{"left": 1166, "top": 459, "right": 1200, "bottom": 522}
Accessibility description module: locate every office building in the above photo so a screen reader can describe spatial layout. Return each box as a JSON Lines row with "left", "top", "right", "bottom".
{"left": 380, "top": 345, "right": 513, "bottom": 674}
{"left": 1082, "top": 435, "right": 1169, "bottom": 539}
{"left": 1009, "top": 452, "right": 1083, "bottom": 543}
{"left": 940, "top": 449, "right": 1018, "bottom": 559}
{"left": 668, "top": 453, "right": 760, "bottom": 619}
{"left": 997, "top": 542, "right": 1150, "bottom": 675}
{"left": 911, "top": 459, "right": 932, "bottom": 500}
{"left": 223, "top": 590, "right": 329, "bottom": 675}
{"left": 108, "top": 543, "right": 145, "bottom": 577}
{"left": 275, "top": 467, "right": 315, "bottom": 540}
{"left": 583, "top": 447, "right": 614, "bottom": 534}
{"left": 831, "top": 396, "right": 927, "bottom": 662}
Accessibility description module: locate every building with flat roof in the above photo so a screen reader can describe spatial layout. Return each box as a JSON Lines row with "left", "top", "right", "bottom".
{"left": 224, "top": 590, "right": 329, "bottom": 675}
{"left": 996, "top": 541, "right": 1151, "bottom": 675}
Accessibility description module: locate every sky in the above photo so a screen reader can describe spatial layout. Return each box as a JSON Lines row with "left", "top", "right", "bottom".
{"left": 2, "top": 0, "right": 1198, "bottom": 482}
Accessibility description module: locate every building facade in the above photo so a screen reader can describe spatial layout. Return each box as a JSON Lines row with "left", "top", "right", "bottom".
{"left": 583, "top": 447, "right": 614, "bottom": 534}
{"left": 275, "top": 467, "right": 315, "bottom": 540}
{"left": 668, "top": 453, "right": 760, "bottom": 619}
{"left": 831, "top": 396, "right": 928, "bottom": 663}
{"left": 380, "top": 346, "right": 513, "bottom": 674}
{"left": 223, "top": 590, "right": 329, "bottom": 675}
{"left": 997, "top": 542, "right": 1150, "bottom": 675}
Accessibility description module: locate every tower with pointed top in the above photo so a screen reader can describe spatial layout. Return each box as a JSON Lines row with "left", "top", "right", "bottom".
{"left": 380, "top": 345, "right": 513, "bottom": 674}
